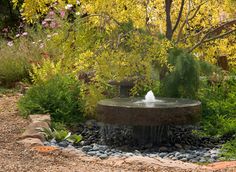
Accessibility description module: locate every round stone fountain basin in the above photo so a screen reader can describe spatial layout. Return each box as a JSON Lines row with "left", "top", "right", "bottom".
{"left": 97, "top": 97, "right": 201, "bottom": 126}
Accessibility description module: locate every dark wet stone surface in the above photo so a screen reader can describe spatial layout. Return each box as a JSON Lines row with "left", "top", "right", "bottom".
{"left": 97, "top": 97, "right": 201, "bottom": 126}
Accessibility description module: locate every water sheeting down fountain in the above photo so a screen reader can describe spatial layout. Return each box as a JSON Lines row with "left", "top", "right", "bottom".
{"left": 97, "top": 91, "right": 201, "bottom": 145}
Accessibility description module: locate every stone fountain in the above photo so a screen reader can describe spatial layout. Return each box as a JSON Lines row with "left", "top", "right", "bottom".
{"left": 97, "top": 91, "right": 201, "bottom": 145}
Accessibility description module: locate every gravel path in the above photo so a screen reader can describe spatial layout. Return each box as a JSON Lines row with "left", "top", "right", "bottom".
{"left": 0, "top": 94, "right": 235, "bottom": 172}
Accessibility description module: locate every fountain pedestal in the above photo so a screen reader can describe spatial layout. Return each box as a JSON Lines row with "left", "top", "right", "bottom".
{"left": 133, "top": 125, "right": 170, "bottom": 145}
{"left": 109, "top": 80, "right": 134, "bottom": 98}
{"left": 97, "top": 97, "right": 201, "bottom": 146}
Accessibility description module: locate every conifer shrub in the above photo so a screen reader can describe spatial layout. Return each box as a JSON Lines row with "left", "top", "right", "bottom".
{"left": 18, "top": 74, "right": 84, "bottom": 125}
{"left": 160, "top": 48, "right": 200, "bottom": 98}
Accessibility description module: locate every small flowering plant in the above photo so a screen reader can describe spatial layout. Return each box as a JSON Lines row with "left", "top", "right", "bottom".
{"left": 40, "top": 1, "right": 82, "bottom": 29}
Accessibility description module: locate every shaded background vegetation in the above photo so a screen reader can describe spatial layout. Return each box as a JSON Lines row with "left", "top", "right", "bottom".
{"left": 0, "top": 0, "right": 235, "bottom": 160}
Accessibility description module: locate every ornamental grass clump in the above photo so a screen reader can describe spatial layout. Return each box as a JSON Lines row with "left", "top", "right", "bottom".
{"left": 0, "top": 33, "right": 44, "bottom": 87}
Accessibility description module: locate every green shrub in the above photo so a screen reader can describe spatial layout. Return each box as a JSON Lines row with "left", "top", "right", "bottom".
{"left": 220, "top": 138, "right": 236, "bottom": 160}
{"left": 51, "top": 121, "right": 67, "bottom": 131}
{"left": 18, "top": 74, "right": 84, "bottom": 125}
{"left": 198, "top": 72, "right": 236, "bottom": 137}
{"left": 201, "top": 115, "right": 236, "bottom": 137}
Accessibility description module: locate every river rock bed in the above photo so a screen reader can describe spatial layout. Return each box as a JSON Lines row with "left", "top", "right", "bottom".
{"left": 43, "top": 120, "right": 235, "bottom": 163}
{"left": 44, "top": 140, "right": 223, "bottom": 163}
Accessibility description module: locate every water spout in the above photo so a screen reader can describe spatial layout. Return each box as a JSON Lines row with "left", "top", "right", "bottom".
{"left": 134, "top": 90, "right": 163, "bottom": 105}
{"left": 144, "top": 90, "right": 156, "bottom": 103}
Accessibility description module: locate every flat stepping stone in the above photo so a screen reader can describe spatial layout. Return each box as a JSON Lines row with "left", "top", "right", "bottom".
{"left": 17, "top": 138, "right": 43, "bottom": 147}
{"left": 29, "top": 114, "right": 51, "bottom": 124}
{"left": 32, "top": 146, "right": 59, "bottom": 153}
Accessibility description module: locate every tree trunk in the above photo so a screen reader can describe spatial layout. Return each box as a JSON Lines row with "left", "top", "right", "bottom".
{"left": 165, "top": 0, "right": 173, "bottom": 40}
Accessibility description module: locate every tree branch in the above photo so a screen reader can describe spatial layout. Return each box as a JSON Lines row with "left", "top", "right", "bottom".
{"left": 145, "top": 0, "right": 151, "bottom": 32}
{"left": 188, "top": 19, "right": 236, "bottom": 52}
{"left": 7, "top": 0, "right": 13, "bottom": 18}
{"left": 86, "top": 13, "right": 121, "bottom": 26}
{"left": 172, "top": 0, "right": 185, "bottom": 34}
{"left": 203, "top": 28, "right": 236, "bottom": 43}
{"left": 176, "top": 0, "right": 205, "bottom": 43}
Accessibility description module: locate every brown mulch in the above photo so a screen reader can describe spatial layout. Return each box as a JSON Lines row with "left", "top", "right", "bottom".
{"left": 0, "top": 94, "right": 235, "bottom": 172}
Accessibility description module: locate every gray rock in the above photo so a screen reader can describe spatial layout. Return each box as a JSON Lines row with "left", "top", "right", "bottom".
{"left": 199, "top": 158, "right": 206, "bottom": 163}
{"left": 195, "top": 151, "right": 203, "bottom": 156}
{"left": 50, "top": 138, "right": 57, "bottom": 144}
{"left": 112, "top": 153, "right": 121, "bottom": 157}
{"left": 172, "top": 157, "right": 177, "bottom": 160}
{"left": 149, "top": 154, "right": 156, "bottom": 158}
{"left": 92, "top": 144, "right": 100, "bottom": 151}
{"left": 96, "top": 152, "right": 103, "bottom": 157}
{"left": 195, "top": 156, "right": 201, "bottom": 161}
{"left": 176, "top": 154, "right": 185, "bottom": 160}
{"left": 175, "top": 152, "right": 181, "bottom": 157}
{"left": 79, "top": 141, "right": 85, "bottom": 146}
{"left": 181, "top": 158, "right": 187, "bottom": 162}
{"left": 67, "top": 145, "right": 75, "bottom": 149}
{"left": 81, "top": 145, "right": 92, "bottom": 152}
{"left": 186, "top": 150, "right": 193, "bottom": 154}
{"left": 134, "top": 150, "right": 141, "bottom": 155}
{"left": 59, "top": 141, "right": 70, "bottom": 148}
{"left": 43, "top": 141, "right": 51, "bottom": 146}
{"left": 87, "top": 151, "right": 98, "bottom": 156}
{"left": 208, "top": 158, "right": 216, "bottom": 163}
{"left": 125, "top": 153, "right": 134, "bottom": 157}
{"left": 210, "top": 149, "right": 219, "bottom": 154}
{"left": 111, "top": 149, "right": 119, "bottom": 153}
{"left": 98, "top": 145, "right": 108, "bottom": 151}
{"left": 204, "top": 153, "right": 211, "bottom": 158}
{"left": 159, "top": 152, "right": 167, "bottom": 158}
{"left": 211, "top": 154, "right": 218, "bottom": 160}
{"left": 186, "top": 154, "right": 196, "bottom": 160}
{"left": 104, "top": 151, "right": 112, "bottom": 156}
{"left": 99, "top": 154, "right": 108, "bottom": 159}
{"left": 190, "top": 159, "right": 198, "bottom": 163}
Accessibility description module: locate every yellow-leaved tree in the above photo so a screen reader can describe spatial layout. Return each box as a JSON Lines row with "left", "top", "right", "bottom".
{"left": 13, "top": 0, "right": 236, "bottom": 116}
{"left": 13, "top": 0, "right": 236, "bottom": 66}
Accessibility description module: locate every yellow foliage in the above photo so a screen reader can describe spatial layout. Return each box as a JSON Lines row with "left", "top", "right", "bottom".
{"left": 30, "top": 59, "right": 64, "bottom": 84}
{"left": 17, "top": 0, "right": 236, "bottom": 116}
{"left": 14, "top": 0, "right": 236, "bottom": 67}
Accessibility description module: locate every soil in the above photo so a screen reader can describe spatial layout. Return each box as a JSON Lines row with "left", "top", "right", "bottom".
{"left": 0, "top": 94, "right": 235, "bottom": 172}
